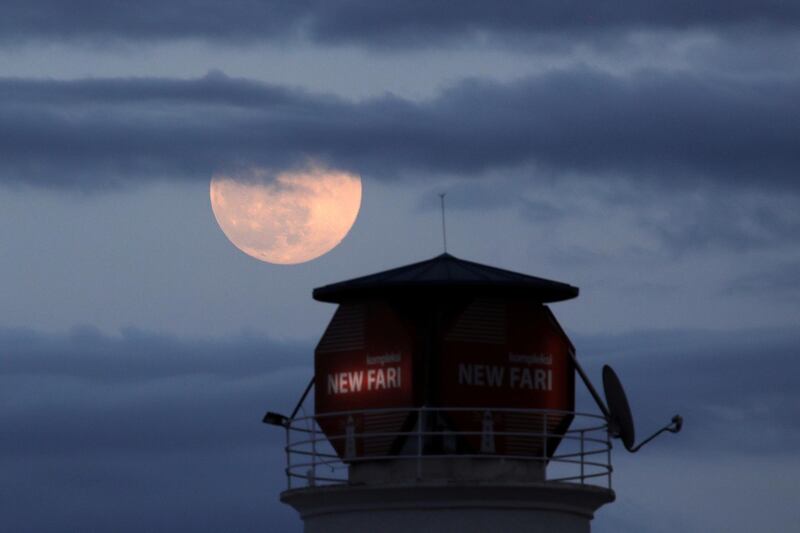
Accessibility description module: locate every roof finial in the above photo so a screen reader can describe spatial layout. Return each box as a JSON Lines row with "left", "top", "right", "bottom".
{"left": 439, "top": 193, "right": 448, "bottom": 253}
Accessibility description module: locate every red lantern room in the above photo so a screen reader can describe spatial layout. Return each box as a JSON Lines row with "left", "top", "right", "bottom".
{"left": 312, "top": 253, "right": 579, "bottom": 462}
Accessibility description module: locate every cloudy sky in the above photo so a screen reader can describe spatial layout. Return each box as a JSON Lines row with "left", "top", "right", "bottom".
{"left": 2, "top": 2, "right": 799, "bottom": 532}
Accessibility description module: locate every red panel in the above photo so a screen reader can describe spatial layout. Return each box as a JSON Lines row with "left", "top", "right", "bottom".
{"left": 314, "top": 301, "right": 415, "bottom": 458}
{"left": 439, "top": 300, "right": 574, "bottom": 456}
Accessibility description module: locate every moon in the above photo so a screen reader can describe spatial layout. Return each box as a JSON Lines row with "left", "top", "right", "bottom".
{"left": 209, "top": 165, "right": 362, "bottom": 264}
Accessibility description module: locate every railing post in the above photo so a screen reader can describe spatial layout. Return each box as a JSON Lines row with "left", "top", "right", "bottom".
{"left": 417, "top": 407, "right": 424, "bottom": 480}
{"left": 285, "top": 423, "right": 292, "bottom": 490}
{"left": 310, "top": 416, "right": 317, "bottom": 487}
{"left": 541, "top": 412, "right": 548, "bottom": 477}
{"left": 607, "top": 433, "right": 613, "bottom": 490}
{"left": 480, "top": 410, "right": 495, "bottom": 453}
{"left": 580, "top": 429, "right": 585, "bottom": 485}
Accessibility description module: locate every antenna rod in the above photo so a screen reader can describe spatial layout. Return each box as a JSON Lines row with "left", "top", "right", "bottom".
{"left": 290, "top": 376, "right": 315, "bottom": 420}
{"left": 568, "top": 349, "right": 611, "bottom": 419}
{"left": 439, "top": 193, "right": 448, "bottom": 253}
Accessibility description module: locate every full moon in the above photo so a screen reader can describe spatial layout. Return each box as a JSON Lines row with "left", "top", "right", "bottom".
{"left": 209, "top": 166, "right": 362, "bottom": 264}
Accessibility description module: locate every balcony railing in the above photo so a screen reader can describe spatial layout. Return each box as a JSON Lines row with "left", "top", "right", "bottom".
{"left": 282, "top": 407, "right": 612, "bottom": 490}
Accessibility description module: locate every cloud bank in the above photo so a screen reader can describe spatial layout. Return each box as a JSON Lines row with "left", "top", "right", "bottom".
{"left": 2, "top": 70, "right": 800, "bottom": 192}
{"left": 2, "top": 1, "right": 799, "bottom": 46}
{"left": 2, "top": 326, "right": 799, "bottom": 532}
{"left": 0, "top": 327, "right": 309, "bottom": 532}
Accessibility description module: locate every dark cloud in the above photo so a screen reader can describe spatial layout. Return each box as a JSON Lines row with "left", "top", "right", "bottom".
{"left": 0, "top": 327, "right": 307, "bottom": 532}
{"left": 2, "top": 1, "right": 799, "bottom": 47}
{"left": 0, "top": 327, "right": 311, "bottom": 456}
{"left": 2, "top": 326, "right": 798, "bottom": 531}
{"left": 725, "top": 261, "right": 800, "bottom": 298}
{"left": 640, "top": 191, "right": 800, "bottom": 255}
{"left": 1, "top": 325, "right": 307, "bottom": 383}
{"left": 2, "top": 69, "right": 800, "bottom": 193}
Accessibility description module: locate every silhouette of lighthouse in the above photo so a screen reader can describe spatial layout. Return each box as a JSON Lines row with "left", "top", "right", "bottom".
{"left": 264, "top": 253, "right": 680, "bottom": 532}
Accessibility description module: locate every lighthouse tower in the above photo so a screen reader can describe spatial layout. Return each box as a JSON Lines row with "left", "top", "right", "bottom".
{"left": 270, "top": 253, "right": 616, "bottom": 533}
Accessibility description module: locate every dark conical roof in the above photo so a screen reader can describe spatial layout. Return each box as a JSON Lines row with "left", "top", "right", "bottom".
{"left": 313, "top": 253, "right": 578, "bottom": 304}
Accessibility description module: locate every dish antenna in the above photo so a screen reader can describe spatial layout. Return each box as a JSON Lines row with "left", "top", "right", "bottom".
{"left": 568, "top": 352, "right": 682, "bottom": 452}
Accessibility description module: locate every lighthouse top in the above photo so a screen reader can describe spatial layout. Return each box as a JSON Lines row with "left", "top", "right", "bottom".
{"left": 313, "top": 253, "right": 579, "bottom": 304}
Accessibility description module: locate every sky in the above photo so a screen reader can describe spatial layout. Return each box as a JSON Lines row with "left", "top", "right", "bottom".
{"left": 1, "top": 2, "right": 799, "bottom": 532}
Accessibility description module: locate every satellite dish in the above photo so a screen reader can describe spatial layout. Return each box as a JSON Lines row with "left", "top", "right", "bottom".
{"left": 602, "top": 365, "right": 636, "bottom": 451}
{"left": 567, "top": 350, "right": 681, "bottom": 453}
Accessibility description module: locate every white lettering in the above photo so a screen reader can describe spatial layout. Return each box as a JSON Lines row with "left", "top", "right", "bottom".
{"left": 458, "top": 364, "right": 505, "bottom": 388}
{"left": 456, "top": 363, "right": 553, "bottom": 391}
{"left": 330, "top": 367, "right": 402, "bottom": 394}
{"left": 520, "top": 367, "right": 533, "bottom": 389}
{"left": 326, "top": 371, "right": 365, "bottom": 395}
{"left": 459, "top": 363, "right": 472, "bottom": 385}
{"left": 474, "top": 365, "right": 486, "bottom": 386}
{"left": 377, "top": 368, "right": 387, "bottom": 389}
{"left": 350, "top": 371, "right": 364, "bottom": 392}
{"left": 534, "top": 369, "right": 547, "bottom": 390}
{"left": 508, "top": 352, "right": 553, "bottom": 366}
{"left": 487, "top": 366, "right": 505, "bottom": 387}
{"left": 366, "top": 353, "right": 402, "bottom": 366}
{"left": 327, "top": 373, "right": 339, "bottom": 395}
{"left": 387, "top": 367, "right": 398, "bottom": 388}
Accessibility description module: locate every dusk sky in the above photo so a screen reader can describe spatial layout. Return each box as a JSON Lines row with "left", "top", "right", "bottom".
{"left": 2, "top": 2, "right": 800, "bottom": 532}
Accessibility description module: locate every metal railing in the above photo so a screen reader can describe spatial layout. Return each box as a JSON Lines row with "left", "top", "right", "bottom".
{"left": 283, "top": 407, "right": 612, "bottom": 490}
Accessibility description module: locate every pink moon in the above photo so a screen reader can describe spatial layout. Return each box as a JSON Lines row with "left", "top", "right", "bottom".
{"left": 210, "top": 166, "right": 362, "bottom": 264}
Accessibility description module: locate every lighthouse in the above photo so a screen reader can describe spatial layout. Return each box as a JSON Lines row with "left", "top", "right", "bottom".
{"left": 264, "top": 253, "right": 680, "bottom": 532}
